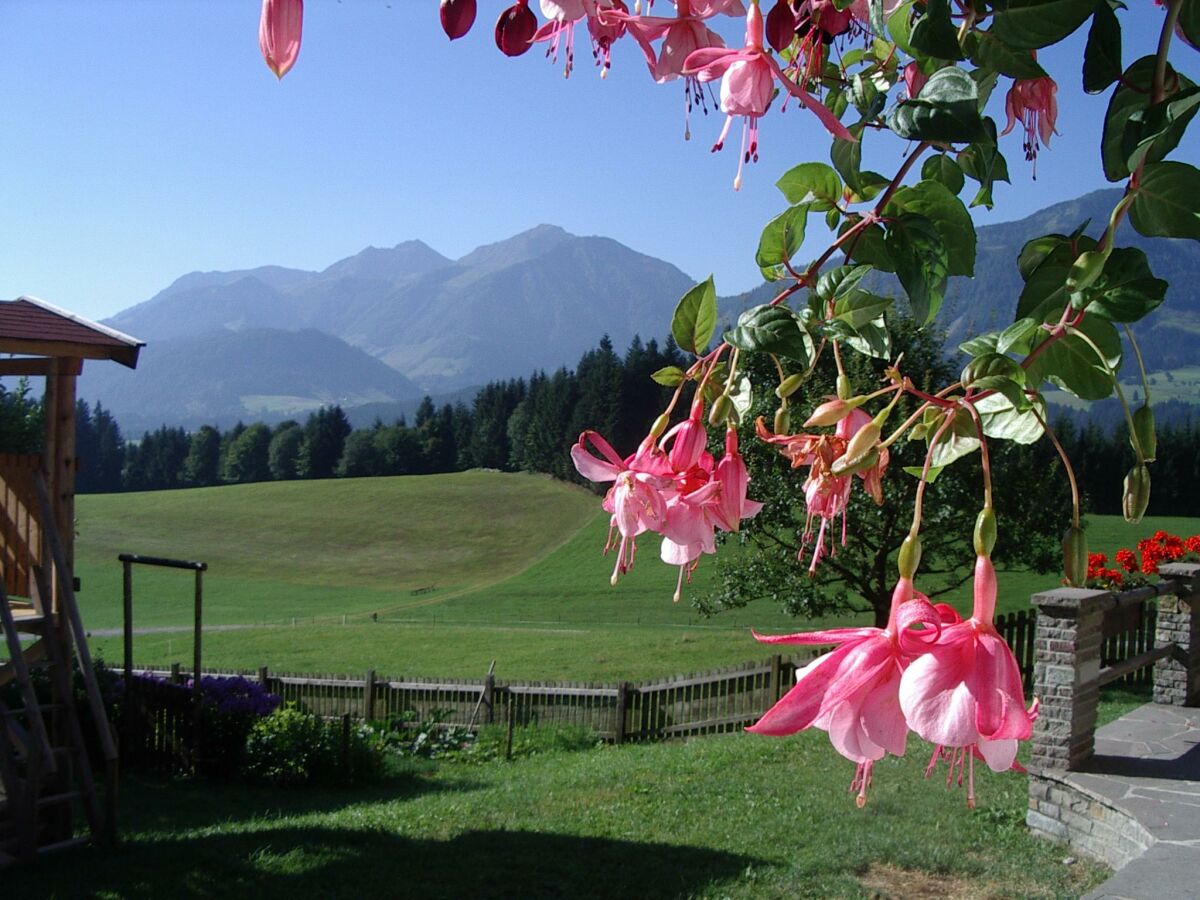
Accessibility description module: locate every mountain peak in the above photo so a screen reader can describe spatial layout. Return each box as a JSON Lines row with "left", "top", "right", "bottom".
{"left": 318, "top": 240, "right": 452, "bottom": 282}
{"left": 455, "top": 224, "right": 574, "bottom": 272}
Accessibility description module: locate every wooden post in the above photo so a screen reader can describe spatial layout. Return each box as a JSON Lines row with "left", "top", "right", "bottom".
{"left": 122, "top": 558, "right": 134, "bottom": 686}
{"left": 170, "top": 662, "right": 181, "bottom": 685}
{"left": 192, "top": 568, "right": 203, "bottom": 700}
{"left": 483, "top": 672, "right": 495, "bottom": 725}
{"left": 364, "top": 669, "right": 377, "bottom": 721}
{"left": 614, "top": 682, "right": 629, "bottom": 745}
{"left": 505, "top": 695, "right": 515, "bottom": 760}
{"left": 258, "top": 666, "right": 269, "bottom": 689}
{"left": 769, "top": 654, "right": 782, "bottom": 702}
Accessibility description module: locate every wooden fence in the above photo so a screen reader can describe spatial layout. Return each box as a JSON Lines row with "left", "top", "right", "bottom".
{"left": 119, "top": 600, "right": 1160, "bottom": 764}
{"left": 131, "top": 654, "right": 813, "bottom": 746}
{"left": 995, "top": 599, "right": 1158, "bottom": 691}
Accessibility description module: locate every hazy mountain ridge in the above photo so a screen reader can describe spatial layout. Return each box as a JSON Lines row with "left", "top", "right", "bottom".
{"left": 86, "top": 193, "right": 1200, "bottom": 434}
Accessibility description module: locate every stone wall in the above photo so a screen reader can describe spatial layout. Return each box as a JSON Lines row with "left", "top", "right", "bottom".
{"left": 1028, "top": 772, "right": 1152, "bottom": 870}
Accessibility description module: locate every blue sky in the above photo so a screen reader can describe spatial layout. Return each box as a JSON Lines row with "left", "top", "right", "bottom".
{"left": 0, "top": 2, "right": 1189, "bottom": 323}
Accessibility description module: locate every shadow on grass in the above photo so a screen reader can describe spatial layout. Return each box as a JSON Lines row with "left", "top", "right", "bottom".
{"left": 111, "top": 765, "right": 476, "bottom": 833}
{"left": 10, "top": 825, "right": 761, "bottom": 899}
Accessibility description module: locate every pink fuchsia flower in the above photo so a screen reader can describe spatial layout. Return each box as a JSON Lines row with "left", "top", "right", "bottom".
{"left": 259, "top": 0, "right": 303, "bottom": 80}
{"left": 496, "top": 1, "right": 540, "bottom": 56}
{"left": 534, "top": 0, "right": 630, "bottom": 77}
{"left": 749, "top": 579, "right": 946, "bottom": 806}
{"left": 1001, "top": 75, "right": 1059, "bottom": 164}
{"left": 708, "top": 428, "right": 763, "bottom": 532}
{"left": 684, "top": 0, "right": 853, "bottom": 189}
{"left": 899, "top": 555, "right": 1038, "bottom": 807}
{"left": 755, "top": 408, "right": 887, "bottom": 574}
{"left": 571, "top": 430, "right": 673, "bottom": 584}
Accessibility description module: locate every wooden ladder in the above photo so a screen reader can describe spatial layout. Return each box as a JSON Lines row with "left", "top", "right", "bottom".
{"left": 0, "top": 471, "right": 117, "bottom": 866}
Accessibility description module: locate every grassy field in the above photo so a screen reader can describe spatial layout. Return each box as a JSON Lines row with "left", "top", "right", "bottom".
{"left": 76, "top": 474, "right": 1200, "bottom": 681}
{"left": 4, "top": 731, "right": 1107, "bottom": 899}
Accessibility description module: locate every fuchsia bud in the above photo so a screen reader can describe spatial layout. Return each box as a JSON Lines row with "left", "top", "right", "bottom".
{"left": 903, "top": 61, "right": 927, "bottom": 98}
{"left": 259, "top": 0, "right": 303, "bottom": 80}
{"left": 495, "top": 1, "right": 539, "bottom": 56}
{"left": 440, "top": 0, "right": 478, "bottom": 40}
{"left": 804, "top": 397, "right": 857, "bottom": 428}
{"left": 765, "top": 0, "right": 799, "bottom": 54}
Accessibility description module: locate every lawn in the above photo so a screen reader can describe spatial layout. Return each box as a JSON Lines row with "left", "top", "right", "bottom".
{"left": 4, "top": 730, "right": 1107, "bottom": 899}
{"left": 75, "top": 475, "right": 1200, "bottom": 681}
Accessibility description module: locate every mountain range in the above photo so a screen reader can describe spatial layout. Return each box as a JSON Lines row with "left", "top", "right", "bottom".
{"left": 77, "top": 189, "right": 1200, "bottom": 434}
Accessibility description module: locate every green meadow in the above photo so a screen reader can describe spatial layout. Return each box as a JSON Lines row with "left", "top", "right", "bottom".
{"left": 75, "top": 472, "right": 1200, "bottom": 681}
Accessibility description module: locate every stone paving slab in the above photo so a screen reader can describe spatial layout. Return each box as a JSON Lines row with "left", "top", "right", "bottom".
{"left": 1079, "top": 704, "right": 1200, "bottom": 900}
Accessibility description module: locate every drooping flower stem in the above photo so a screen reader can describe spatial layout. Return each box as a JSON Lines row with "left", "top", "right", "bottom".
{"left": 909, "top": 409, "right": 956, "bottom": 539}
{"left": 1066, "top": 324, "right": 1145, "bottom": 463}
{"left": 1032, "top": 405, "right": 1082, "bottom": 529}
{"left": 1123, "top": 324, "right": 1152, "bottom": 405}
{"left": 961, "top": 400, "right": 992, "bottom": 510}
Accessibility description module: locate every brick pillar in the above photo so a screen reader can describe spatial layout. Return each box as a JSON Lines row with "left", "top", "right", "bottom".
{"left": 1153, "top": 562, "right": 1200, "bottom": 707}
{"left": 1029, "top": 587, "right": 1112, "bottom": 772}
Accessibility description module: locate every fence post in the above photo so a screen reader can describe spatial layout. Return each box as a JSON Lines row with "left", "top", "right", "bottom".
{"left": 483, "top": 672, "right": 495, "bottom": 725}
{"left": 614, "top": 682, "right": 629, "bottom": 745}
{"left": 364, "top": 669, "right": 377, "bottom": 721}
{"left": 505, "top": 695, "right": 515, "bottom": 760}
{"left": 769, "top": 654, "right": 782, "bottom": 702}
{"left": 1029, "top": 587, "right": 1110, "bottom": 773}
{"left": 258, "top": 666, "right": 269, "bottom": 689}
{"left": 1154, "top": 563, "right": 1200, "bottom": 706}
{"left": 170, "top": 662, "right": 181, "bottom": 685}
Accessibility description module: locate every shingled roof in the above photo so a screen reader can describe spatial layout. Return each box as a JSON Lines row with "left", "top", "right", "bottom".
{"left": 0, "top": 296, "right": 143, "bottom": 368}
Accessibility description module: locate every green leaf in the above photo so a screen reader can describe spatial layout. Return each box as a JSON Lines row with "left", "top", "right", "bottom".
{"left": 977, "top": 391, "right": 1046, "bottom": 444}
{"left": 1130, "top": 161, "right": 1200, "bottom": 241}
{"left": 888, "top": 66, "right": 988, "bottom": 143}
{"left": 929, "top": 407, "right": 981, "bottom": 468}
{"left": 956, "top": 118, "right": 1010, "bottom": 209}
{"left": 885, "top": 214, "right": 949, "bottom": 324}
{"left": 1016, "top": 234, "right": 1098, "bottom": 322}
{"left": 1181, "top": 0, "right": 1200, "bottom": 50}
{"left": 868, "top": 0, "right": 887, "bottom": 38}
{"left": 910, "top": 0, "right": 964, "bottom": 60}
{"left": 1082, "top": 0, "right": 1122, "bottom": 94}
{"left": 1026, "top": 316, "right": 1122, "bottom": 401}
{"left": 1102, "top": 56, "right": 1197, "bottom": 182}
{"left": 671, "top": 276, "right": 718, "bottom": 355}
{"left": 997, "top": 317, "right": 1041, "bottom": 355}
{"left": 1124, "top": 87, "right": 1200, "bottom": 174}
{"left": 1082, "top": 247, "right": 1167, "bottom": 322}
{"left": 903, "top": 464, "right": 946, "bottom": 483}
{"left": 730, "top": 375, "right": 754, "bottom": 419}
{"left": 920, "top": 153, "right": 966, "bottom": 195}
{"left": 651, "top": 366, "right": 686, "bottom": 387}
{"left": 990, "top": 0, "right": 1096, "bottom": 50}
{"left": 776, "top": 163, "right": 843, "bottom": 210}
{"left": 834, "top": 289, "right": 893, "bottom": 328}
{"left": 1017, "top": 233, "right": 1069, "bottom": 280}
{"left": 958, "top": 331, "right": 999, "bottom": 358}
{"left": 887, "top": 179, "right": 976, "bottom": 276}
{"left": 962, "top": 352, "right": 1026, "bottom": 392}
{"left": 842, "top": 220, "right": 895, "bottom": 272}
{"left": 756, "top": 206, "right": 809, "bottom": 281}
{"left": 972, "top": 30, "right": 1048, "bottom": 79}
{"left": 826, "top": 314, "right": 892, "bottom": 359}
{"left": 815, "top": 264, "right": 873, "bottom": 302}
{"left": 724, "top": 305, "right": 815, "bottom": 366}
{"left": 887, "top": 0, "right": 918, "bottom": 58}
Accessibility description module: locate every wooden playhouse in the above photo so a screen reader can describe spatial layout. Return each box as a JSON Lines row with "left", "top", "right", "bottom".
{"left": 0, "top": 296, "right": 143, "bottom": 864}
